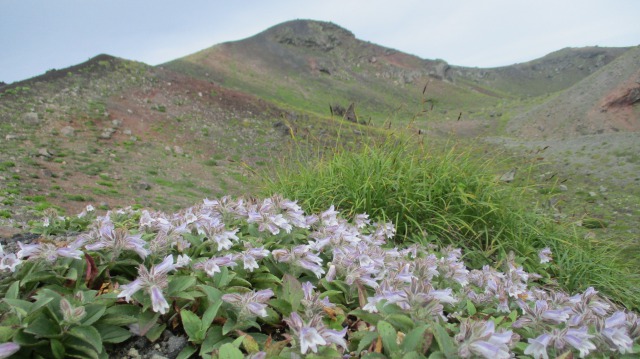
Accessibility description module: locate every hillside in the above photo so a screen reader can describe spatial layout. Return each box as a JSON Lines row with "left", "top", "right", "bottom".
{"left": 164, "top": 20, "right": 504, "bottom": 124}
{"left": 0, "top": 54, "right": 367, "bottom": 221}
{"left": 506, "top": 46, "right": 640, "bottom": 138}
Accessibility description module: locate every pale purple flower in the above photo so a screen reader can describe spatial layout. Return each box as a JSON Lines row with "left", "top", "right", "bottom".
{"left": 601, "top": 311, "right": 633, "bottom": 353}
{"left": 272, "top": 245, "right": 325, "bottom": 278}
{"left": 222, "top": 289, "right": 274, "bottom": 318}
{"left": 456, "top": 320, "right": 514, "bottom": 359}
{"left": 562, "top": 327, "right": 596, "bottom": 358}
{"left": 117, "top": 255, "right": 176, "bottom": 314}
{"left": 196, "top": 217, "right": 239, "bottom": 250}
{"left": 284, "top": 312, "right": 347, "bottom": 354}
{"left": 354, "top": 213, "right": 370, "bottom": 228}
{"left": 0, "top": 244, "right": 21, "bottom": 272}
{"left": 246, "top": 198, "right": 293, "bottom": 235}
{"left": 524, "top": 333, "right": 551, "bottom": 359}
{"left": 193, "top": 255, "right": 237, "bottom": 276}
{"left": 301, "top": 281, "right": 335, "bottom": 316}
{"left": 514, "top": 299, "right": 571, "bottom": 328}
{"left": 175, "top": 254, "right": 191, "bottom": 268}
{"left": 0, "top": 342, "right": 20, "bottom": 359}
{"left": 17, "top": 241, "right": 83, "bottom": 262}
{"left": 235, "top": 245, "right": 270, "bottom": 272}
{"left": 538, "top": 247, "right": 553, "bottom": 264}
{"left": 85, "top": 224, "right": 150, "bottom": 259}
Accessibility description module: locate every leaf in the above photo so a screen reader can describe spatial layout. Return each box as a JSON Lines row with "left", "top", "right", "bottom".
{"left": 176, "top": 345, "right": 198, "bottom": 359}
{"left": 218, "top": 342, "right": 244, "bottom": 358}
{"left": 401, "top": 325, "right": 429, "bottom": 353}
{"left": 95, "top": 324, "right": 132, "bottom": 344}
{"left": 5, "top": 281, "right": 20, "bottom": 300}
{"left": 63, "top": 335, "right": 100, "bottom": 359}
{"left": 281, "top": 274, "right": 304, "bottom": 312}
{"left": 386, "top": 314, "right": 415, "bottom": 333}
{"left": 362, "top": 353, "right": 387, "bottom": 359}
{"left": 432, "top": 323, "right": 456, "bottom": 358}
{"left": 20, "top": 270, "right": 57, "bottom": 286}
{"left": 181, "top": 310, "right": 204, "bottom": 343}
{"left": 168, "top": 275, "right": 197, "bottom": 296}
{"left": 3, "top": 298, "right": 32, "bottom": 317}
{"left": 200, "top": 286, "right": 223, "bottom": 329}
{"left": 69, "top": 325, "right": 103, "bottom": 353}
{"left": 51, "top": 338, "right": 66, "bottom": 359}
{"left": 242, "top": 334, "right": 260, "bottom": 354}
{"left": 145, "top": 323, "right": 166, "bottom": 342}
{"left": 136, "top": 310, "right": 160, "bottom": 336}
{"left": 377, "top": 320, "right": 399, "bottom": 354}
{"left": 24, "top": 315, "right": 61, "bottom": 337}
{"left": 81, "top": 304, "right": 107, "bottom": 326}
{"left": 84, "top": 253, "right": 99, "bottom": 286}
{"left": 268, "top": 298, "right": 292, "bottom": 316}
{"left": 466, "top": 300, "right": 477, "bottom": 316}
{"left": 200, "top": 326, "right": 232, "bottom": 356}
{"left": 222, "top": 317, "right": 236, "bottom": 335}
{"left": 356, "top": 331, "right": 380, "bottom": 354}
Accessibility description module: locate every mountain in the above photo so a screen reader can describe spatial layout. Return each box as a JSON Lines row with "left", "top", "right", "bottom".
{"left": 506, "top": 46, "right": 640, "bottom": 138}
{"left": 0, "top": 53, "right": 362, "bottom": 217}
{"left": 165, "top": 19, "right": 631, "bottom": 129}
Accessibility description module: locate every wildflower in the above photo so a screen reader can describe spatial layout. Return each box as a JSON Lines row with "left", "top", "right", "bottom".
{"left": 85, "top": 222, "right": 150, "bottom": 259}
{"left": 235, "top": 245, "right": 270, "bottom": 272}
{"left": 246, "top": 198, "right": 292, "bottom": 234}
{"left": 222, "top": 289, "right": 274, "bottom": 318}
{"left": 60, "top": 298, "right": 86, "bottom": 323}
{"left": 196, "top": 216, "right": 239, "bottom": 251}
{"left": 562, "top": 327, "right": 596, "bottom": 358}
{"left": 0, "top": 244, "right": 21, "bottom": 272}
{"left": 600, "top": 311, "right": 633, "bottom": 353}
{"left": 17, "top": 241, "right": 83, "bottom": 262}
{"left": 456, "top": 320, "right": 514, "bottom": 359}
{"left": 0, "top": 342, "right": 20, "bottom": 359}
{"left": 193, "top": 255, "right": 237, "bottom": 276}
{"left": 524, "top": 333, "right": 551, "bottom": 359}
{"left": 272, "top": 245, "right": 325, "bottom": 278}
{"left": 538, "top": 247, "right": 553, "bottom": 264}
{"left": 284, "top": 312, "right": 347, "bottom": 355}
{"left": 301, "top": 281, "right": 335, "bottom": 316}
{"left": 117, "top": 255, "right": 176, "bottom": 314}
{"left": 354, "top": 213, "right": 370, "bottom": 228}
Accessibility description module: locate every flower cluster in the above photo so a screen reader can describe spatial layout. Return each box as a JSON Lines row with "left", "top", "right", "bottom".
{"left": 2, "top": 195, "right": 639, "bottom": 358}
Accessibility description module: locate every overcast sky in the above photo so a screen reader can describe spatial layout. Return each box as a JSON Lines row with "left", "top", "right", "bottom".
{"left": 1, "top": 0, "right": 638, "bottom": 84}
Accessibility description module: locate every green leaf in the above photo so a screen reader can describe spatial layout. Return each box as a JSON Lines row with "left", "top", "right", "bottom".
{"left": 402, "top": 352, "right": 424, "bottom": 359}
{"left": 81, "top": 304, "right": 107, "bottom": 326}
{"left": 95, "top": 324, "right": 132, "bottom": 344}
{"left": 200, "top": 286, "right": 222, "bottom": 329}
{"left": 176, "top": 345, "right": 198, "bottom": 359}
{"left": 432, "top": 323, "right": 456, "bottom": 358}
{"left": 145, "top": 323, "right": 166, "bottom": 342}
{"left": 218, "top": 342, "right": 244, "bottom": 359}
{"left": 356, "top": 331, "right": 380, "bottom": 354}
{"left": 0, "top": 327, "right": 13, "bottom": 342}
{"left": 386, "top": 314, "right": 415, "bottom": 333}
{"left": 65, "top": 267, "right": 79, "bottom": 281}
{"left": 362, "top": 353, "right": 387, "bottom": 359}
{"left": 51, "top": 338, "right": 66, "bottom": 359}
{"left": 401, "top": 325, "right": 429, "bottom": 353}
{"left": 200, "top": 326, "right": 232, "bottom": 356}
{"left": 181, "top": 310, "right": 204, "bottom": 343}
{"left": 168, "top": 275, "right": 197, "bottom": 296}
{"left": 3, "top": 298, "right": 32, "bottom": 317}
{"left": 25, "top": 315, "right": 61, "bottom": 338}
{"left": 20, "top": 270, "right": 57, "bottom": 286}
{"left": 69, "top": 325, "right": 103, "bottom": 352}
{"left": 466, "top": 300, "right": 477, "bottom": 316}
{"left": 63, "top": 335, "right": 100, "bottom": 359}
{"left": 222, "top": 317, "right": 236, "bottom": 335}
{"left": 377, "top": 320, "right": 399, "bottom": 354}
{"left": 242, "top": 334, "right": 260, "bottom": 354}
{"left": 281, "top": 274, "right": 304, "bottom": 312}
{"left": 268, "top": 298, "right": 292, "bottom": 316}
{"left": 5, "top": 281, "right": 20, "bottom": 300}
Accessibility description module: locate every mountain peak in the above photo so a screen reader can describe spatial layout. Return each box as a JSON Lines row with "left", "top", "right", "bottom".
{"left": 258, "top": 19, "right": 355, "bottom": 51}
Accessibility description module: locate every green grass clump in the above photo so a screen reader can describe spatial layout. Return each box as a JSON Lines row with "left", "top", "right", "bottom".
{"left": 263, "top": 134, "right": 640, "bottom": 309}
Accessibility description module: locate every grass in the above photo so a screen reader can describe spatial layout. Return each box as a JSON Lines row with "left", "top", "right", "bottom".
{"left": 263, "top": 133, "right": 640, "bottom": 309}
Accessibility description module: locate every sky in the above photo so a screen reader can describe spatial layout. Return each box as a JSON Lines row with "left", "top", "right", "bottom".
{"left": 1, "top": 0, "right": 639, "bottom": 84}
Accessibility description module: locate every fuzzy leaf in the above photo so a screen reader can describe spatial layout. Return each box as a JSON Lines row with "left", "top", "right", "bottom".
{"left": 81, "top": 304, "right": 107, "bottom": 326}
{"left": 200, "top": 287, "right": 222, "bottom": 329}
{"left": 281, "top": 274, "right": 304, "bottom": 312}
{"left": 95, "top": 324, "right": 132, "bottom": 344}
{"left": 386, "top": 314, "right": 415, "bottom": 333}
{"left": 432, "top": 323, "right": 456, "bottom": 358}
{"left": 69, "top": 325, "right": 103, "bottom": 353}
{"left": 356, "top": 331, "right": 380, "bottom": 354}
{"left": 5, "top": 281, "right": 19, "bottom": 300}
{"left": 176, "top": 345, "right": 198, "bottom": 359}
{"left": 242, "top": 334, "right": 260, "bottom": 354}
{"left": 401, "top": 325, "right": 429, "bottom": 353}
{"left": 377, "top": 320, "right": 399, "bottom": 354}
{"left": 466, "top": 300, "right": 477, "bottom": 316}
{"left": 181, "top": 310, "right": 203, "bottom": 343}
{"left": 200, "top": 326, "right": 232, "bottom": 356}
{"left": 168, "top": 275, "right": 197, "bottom": 296}
{"left": 219, "top": 342, "right": 244, "bottom": 359}
{"left": 145, "top": 323, "right": 166, "bottom": 342}
{"left": 24, "top": 315, "right": 61, "bottom": 337}
{"left": 51, "top": 338, "right": 66, "bottom": 359}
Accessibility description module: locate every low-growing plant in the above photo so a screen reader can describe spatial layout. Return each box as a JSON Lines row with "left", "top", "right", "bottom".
{"left": 263, "top": 134, "right": 640, "bottom": 309}
{"left": 0, "top": 196, "right": 639, "bottom": 358}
